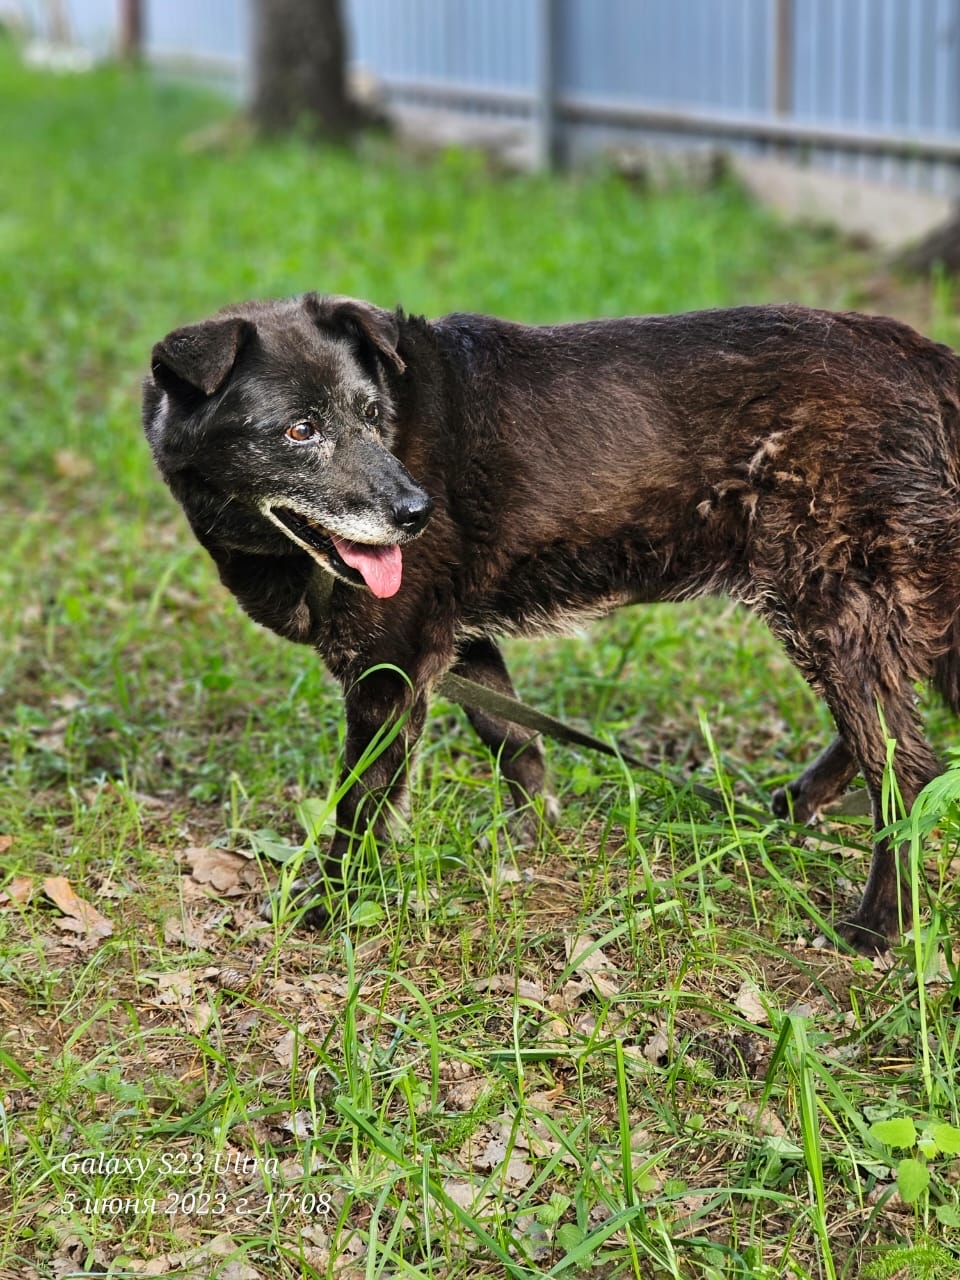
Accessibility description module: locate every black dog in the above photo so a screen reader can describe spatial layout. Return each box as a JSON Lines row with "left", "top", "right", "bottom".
{"left": 144, "top": 294, "right": 960, "bottom": 951}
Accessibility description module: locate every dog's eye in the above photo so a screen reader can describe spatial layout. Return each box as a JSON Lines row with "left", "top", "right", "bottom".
{"left": 286, "top": 422, "right": 318, "bottom": 443}
{"left": 362, "top": 401, "right": 380, "bottom": 424}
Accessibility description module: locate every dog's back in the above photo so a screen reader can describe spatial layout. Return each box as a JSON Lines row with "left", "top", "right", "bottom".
{"left": 415, "top": 306, "right": 960, "bottom": 646}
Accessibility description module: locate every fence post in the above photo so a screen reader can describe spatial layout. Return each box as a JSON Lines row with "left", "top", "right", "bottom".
{"left": 119, "top": 0, "right": 143, "bottom": 62}
{"left": 773, "top": 0, "right": 792, "bottom": 115}
{"left": 534, "top": 0, "right": 561, "bottom": 170}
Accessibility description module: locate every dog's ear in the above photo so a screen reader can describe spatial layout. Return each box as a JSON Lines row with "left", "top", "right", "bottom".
{"left": 306, "top": 293, "right": 406, "bottom": 374}
{"left": 151, "top": 317, "right": 254, "bottom": 397}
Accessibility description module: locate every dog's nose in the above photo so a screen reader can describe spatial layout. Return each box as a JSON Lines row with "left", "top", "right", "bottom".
{"left": 392, "top": 493, "right": 433, "bottom": 536}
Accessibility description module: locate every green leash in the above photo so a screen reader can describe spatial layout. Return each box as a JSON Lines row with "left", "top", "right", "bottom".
{"left": 437, "top": 671, "right": 771, "bottom": 821}
{"left": 437, "top": 672, "right": 871, "bottom": 826}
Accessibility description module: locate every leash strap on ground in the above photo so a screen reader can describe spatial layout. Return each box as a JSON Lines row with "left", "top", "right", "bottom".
{"left": 437, "top": 671, "right": 769, "bottom": 821}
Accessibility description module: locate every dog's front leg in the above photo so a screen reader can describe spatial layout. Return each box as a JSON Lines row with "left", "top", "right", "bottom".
{"left": 264, "top": 665, "right": 428, "bottom": 929}
{"left": 335, "top": 666, "right": 428, "bottom": 853}
{"left": 453, "top": 637, "right": 560, "bottom": 844}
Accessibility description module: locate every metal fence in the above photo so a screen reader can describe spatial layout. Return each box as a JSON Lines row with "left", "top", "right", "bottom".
{"left": 11, "top": 0, "right": 960, "bottom": 193}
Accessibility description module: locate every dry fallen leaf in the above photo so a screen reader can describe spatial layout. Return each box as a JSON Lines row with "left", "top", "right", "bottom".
{"left": 53, "top": 448, "right": 95, "bottom": 480}
{"left": 444, "top": 1077, "right": 487, "bottom": 1111}
{"left": 273, "top": 1029, "right": 297, "bottom": 1067}
{"left": 547, "top": 979, "right": 594, "bottom": 1011}
{"left": 564, "top": 933, "right": 622, "bottom": 998}
{"left": 273, "top": 1024, "right": 312, "bottom": 1068}
{"left": 537, "top": 1015, "right": 570, "bottom": 1047}
{"left": 514, "top": 1210, "right": 554, "bottom": 1262}
{"left": 497, "top": 1112, "right": 570, "bottom": 1162}
{"left": 281, "top": 1110, "right": 316, "bottom": 1139}
{"left": 470, "top": 1131, "right": 535, "bottom": 1188}
{"left": 163, "top": 915, "right": 212, "bottom": 950}
{"left": 0, "top": 834, "right": 14, "bottom": 853}
{"left": 734, "top": 979, "right": 770, "bottom": 1026}
{"left": 442, "top": 1177, "right": 500, "bottom": 1215}
{"left": 0, "top": 875, "right": 33, "bottom": 907}
{"left": 564, "top": 932, "right": 616, "bottom": 973}
{"left": 738, "top": 1100, "right": 789, "bottom": 1137}
{"left": 136, "top": 973, "right": 199, "bottom": 1025}
{"left": 474, "top": 974, "right": 545, "bottom": 1002}
{"left": 126, "top": 1235, "right": 258, "bottom": 1280}
{"left": 42, "top": 876, "right": 112, "bottom": 938}
{"left": 525, "top": 1084, "right": 568, "bottom": 1112}
{"left": 643, "top": 1026, "right": 672, "bottom": 1064}
{"left": 153, "top": 970, "right": 195, "bottom": 1002}
{"left": 183, "top": 1002, "right": 215, "bottom": 1035}
{"left": 182, "top": 846, "right": 260, "bottom": 895}
{"left": 572, "top": 1010, "right": 598, "bottom": 1036}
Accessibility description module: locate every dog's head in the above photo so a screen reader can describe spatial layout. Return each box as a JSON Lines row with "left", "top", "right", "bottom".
{"left": 143, "top": 293, "right": 433, "bottom": 599}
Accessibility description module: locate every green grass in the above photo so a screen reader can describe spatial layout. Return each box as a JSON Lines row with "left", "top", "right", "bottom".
{"left": 2, "top": 37, "right": 960, "bottom": 1279}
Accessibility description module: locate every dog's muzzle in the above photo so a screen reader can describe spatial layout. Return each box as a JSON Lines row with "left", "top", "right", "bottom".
{"left": 265, "top": 490, "right": 433, "bottom": 599}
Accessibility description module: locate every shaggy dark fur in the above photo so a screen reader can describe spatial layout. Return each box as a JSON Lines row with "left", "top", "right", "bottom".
{"left": 143, "top": 294, "right": 960, "bottom": 952}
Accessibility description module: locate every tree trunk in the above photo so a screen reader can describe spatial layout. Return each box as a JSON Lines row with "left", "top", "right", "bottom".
{"left": 251, "top": 0, "right": 361, "bottom": 141}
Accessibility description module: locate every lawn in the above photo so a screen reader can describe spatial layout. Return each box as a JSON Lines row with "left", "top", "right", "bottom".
{"left": 2, "top": 37, "right": 960, "bottom": 1280}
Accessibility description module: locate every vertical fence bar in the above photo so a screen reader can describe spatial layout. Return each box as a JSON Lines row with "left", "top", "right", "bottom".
{"left": 119, "top": 0, "right": 143, "bottom": 61}
{"left": 533, "top": 0, "right": 560, "bottom": 170}
{"left": 773, "top": 0, "right": 792, "bottom": 114}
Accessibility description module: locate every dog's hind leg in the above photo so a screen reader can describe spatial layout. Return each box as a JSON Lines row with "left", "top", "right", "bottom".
{"left": 771, "top": 735, "right": 859, "bottom": 823}
{"left": 452, "top": 637, "right": 560, "bottom": 841}
{"left": 794, "top": 641, "right": 939, "bottom": 953}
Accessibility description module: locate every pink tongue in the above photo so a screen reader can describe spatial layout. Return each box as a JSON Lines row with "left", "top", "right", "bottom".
{"left": 331, "top": 536, "right": 402, "bottom": 598}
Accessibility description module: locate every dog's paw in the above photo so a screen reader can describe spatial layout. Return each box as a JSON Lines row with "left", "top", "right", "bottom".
{"left": 541, "top": 793, "right": 561, "bottom": 828}
{"left": 771, "top": 784, "right": 820, "bottom": 825}
{"left": 824, "top": 914, "right": 894, "bottom": 957}
{"left": 260, "top": 878, "right": 333, "bottom": 930}
{"left": 478, "top": 794, "right": 560, "bottom": 853}
{"left": 512, "top": 794, "right": 561, "bottom": 846}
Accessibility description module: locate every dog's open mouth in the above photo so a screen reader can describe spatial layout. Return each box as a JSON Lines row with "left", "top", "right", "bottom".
{"left": 269, "top": 506, "right": 402, "bottom": 599}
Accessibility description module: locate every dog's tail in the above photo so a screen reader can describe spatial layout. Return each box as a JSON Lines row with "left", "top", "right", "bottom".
{"left": 933, "top": 610, "right": 960, "bottom": 713}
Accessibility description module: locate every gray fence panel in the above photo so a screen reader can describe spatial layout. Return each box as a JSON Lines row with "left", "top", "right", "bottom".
{"left": 145, "top": 0, "right": 249, "bottom": 68}
{"left": 12, "top": 0, "right": 960, "bottom": 191}
{"left": 560, "top": 0, "right": 772, "bottom": 114}
{"left": 349, "top": 0, "right": 536, "bottom": 90}
{"left": 792, "top": 0, "right": 959, "bottom": 129}
{"left": 349, "top": 0, "right": 777, "bottom": 112}
{"left": 789, "top": 0, "right": 960, "bottom": 191}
